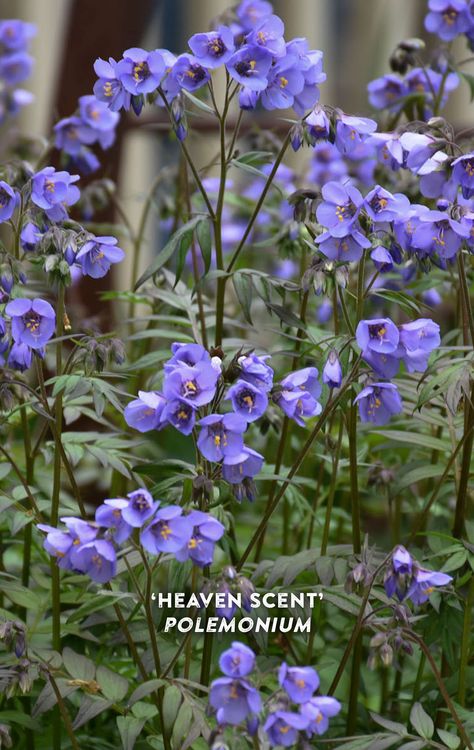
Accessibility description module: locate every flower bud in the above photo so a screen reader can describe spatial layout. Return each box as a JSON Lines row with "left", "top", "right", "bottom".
{"left": 380, "top": 643, "right": 393, "bottom": 667}
{"left": 322, "top": 350, "right": 342, "bottom": 389}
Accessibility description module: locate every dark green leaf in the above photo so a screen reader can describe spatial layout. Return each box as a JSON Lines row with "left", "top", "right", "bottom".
{"left": 134, "top": 216, "right": 203, "bottom": 289}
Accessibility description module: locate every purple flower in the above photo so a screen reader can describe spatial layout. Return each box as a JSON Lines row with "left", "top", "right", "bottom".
{"left": 0, "top": 20, "right": 36, "bottom": 51}
{"left": 73, "top": 539, "right": 117, "bottom": 583}
{"left": 354, "top": 382, "right": 403, "bottom": 425}
{"left": 238, "top": 352, "right": 273, "bottom": 390}
{"left": 7, "top": 342, "right": 33, "bottom": 371}
{"left": 188, "top": 27, "right": 235, "bottom": 68}
{"left": 222, "top": 446, "right": 264, "bottom": 485}
{"left": 423, "top": 288, "right": 442, "bottom": 306}
{"left": 226, "top": 45, "right": 272, "bottom": 91}
{"left": 236, "top": 0, "right": 273, "bottom": 31}
{"left": 163, "top": 361, "right": 219, "bottom": 408}
{"left": 279, "top": 663, "right": 319, "bottom": 703}
{"left": 175, "top": 510, "right": 224, "bottom": 567}
{"left": 323, "top": 350, "right": 342, "bottom": 388}
{"left": 306, "top": 105, "right": 330, "bottom": 142}
{"left": 399, "top": 318, "right": 440, "bottom": 353}
{"left": 0, "top": 51, "right": 33, "bottom": 85}
{"left": 264, "top": 711, "right": 309, "bottom": 747}
{"left": 0, "top": 181, "right": 17, "bottom": 222}
{"left": 405, "top": 67, "right": 459, "bottom": 117}
{"left": 122, "top": 488, "right": 159, "bottom": 528}
{"left": 37, "top": 524, "right": 76, "bottom": 569}
{"left": 20, "top": 222, "right": 42, "bottom": 253}
{"left": 301, "top": 696, "right": 342, "bottom": 736}
{"left": 412, "top": 209, "right": 470, "bottom": 259}
{"left": 261, "top": 55, "right": 305, "bottom": 110}
{"left": 452, "top": 152, "right": 474, "bottom": 199}
{"left": 31, "top": 166, "right": 80, "bottom": 222}
{"left": 197, "top": 413, "right": 247, "bottom": 462}
{"left": 356, "top": 318, "right": 399, "bottom": 354}
{"left": 384, "top": 545, "right": 414, "bottom": 601}
{"left": 161, "top": 399, "right": 196, "bottom": 435}
{"left": 95, "top": 498, "right": 133, "bottom": 544}
{"left": 288, "top": 43, "right": 326, "bottom": 116}
{"left": 209, "top": 677, "right": 262, "bottom": 725}
{"left": 334, "top": 113, "right": 377, "bottom": 156}
{"left": 78, "top": 94, "right": 120, "bottom": 134}
{"left": 116, "top": 47, "right": 165, "bottom": 95}
{"left": 425, "top": 0, "right": 471, "bottom": 40}
{"left": 164, "top": 342, "right": 211, "bottom": 372}
{"left": 76, "top": 235, "right": 125, "bottom": 278}
{"left": 93, "top": 57, "right": 131, "bottom": 111}
{"left": 226, "top": 379, "right": 268, "bottom": 422}
{"left": 140, "top": 506, "right": 193, "bottom": 554}
{"left": 362, "top": 349, "right": 401, "bottom": 379}
{"left": 6, "top": 298, "right": 55, "bottom": 349}
{"left": 408, "top": 567, "right": 453, "bottom": 606}
{"left": 316, "top": 181, "right": 364, "bottom": 237}
{"left": 54, "top": 116, "right": 91, "bottom": 156}
{"left": 124, "top": 390, "right": 166, "bottom": 433}
{"left": 246, "top": 14, "right": 286, "bottom": 58}
{"left": 275, "top": 367, "right": 322, "bottom": 426}
{"left": 367, "top": 74, "right": 408, "bottom": 111}
{"left": 317, "top": 228, "right": 370, "bottom": 262}
{"left": 370, "top": 246, "right": 395, "bottom": 271}
{"left": 219, "top": 642, "right": 255, "bottom": 677}
{"left": 171, "top": 54, "right": 210, "bottom": 92}
{"left": 364, "top": 185, "right": 410, "bottom": 223}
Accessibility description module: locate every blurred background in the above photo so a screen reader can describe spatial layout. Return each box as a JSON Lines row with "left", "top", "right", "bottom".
{"left": 0, "top": 0, "right": 472, "bottom": 314}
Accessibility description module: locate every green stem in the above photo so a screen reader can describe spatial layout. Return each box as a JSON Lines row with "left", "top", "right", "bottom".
{"left": 346, "top": 633, "right": 363, "bottom": 734}
{"left": 348, "top": 401, "right": 361, "bottom": 555}
{"left": 458, "top": 576, "right": 474, "bottom": 706}
{"left": 338, "top": 286, "right": 355, "bottom": 336}
{"left": 320, "top": 415, "right": 344, "bottom": 555}
{"left": 226, "top": 131, "right": 291, "bottom": 274}
{"left": 452, "top": 381, "right": 474, "bottom": 539}
{"left": 238, "top": 361, "right": 360, "bottom": 571}
{"left": 51, "top": 284, "right": 65, "bottom": 750}
{"left": 48, "top": 673, "right": 80, "bottom": 750}
{"left": 412, "top": 651, "right": 426, "bottom": 703}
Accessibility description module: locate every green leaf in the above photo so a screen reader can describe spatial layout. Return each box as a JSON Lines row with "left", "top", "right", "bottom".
{"left": 162, "top": 685, "right": 182, "bottom": 734}
{"left": 117, "top": 716, "right": 147, "bottom": 750}
{"left": 128, "top": 679, "right": 167, "bottom": 707}
{"left": 171, "top": 702, "right": 193, "bottom": 749}
{"left": 265, "top": 302, "right": 305, "bottom": 329}
{"left": 373, "top": 430, "right": 449, "bottom": 453}
{"left": 370, "top": 712, "right": 407, "bottom": 735}
{"left": 233, "top": 273, "right": 254, "bottom": 325}
{"left": 410, "top": 702, "right": 434, "bottom": 739}
{"left": 134, "top": 217, "right": 203, "bottom": 289}
{"left": 63, "top": 647, "right": 96, "bottom": 681}
{"left": 196, "top": 218, "right": 212, "bottom": 275}
{"left": 96, "top": 665, "right": 129, "bottom": 702}
{"left": 0, "top": 710, "right": 40, "bottom": 730}
{"left": 441, "top": 549, "right": 468, "bottom": 572}
{"left": 182, "top": 89, "right": 216, "bottom": 115}
{"left": 72, "top": 696, "right": 114, "bottom": 730}
{"left": 437, "top": 729, "right": 460, "bottom": 749}
{"left": 396, "top": 464, "right": 444, "bottom": 490}
{"left": 396, "top": 743, "right": 427, "bottom": 750}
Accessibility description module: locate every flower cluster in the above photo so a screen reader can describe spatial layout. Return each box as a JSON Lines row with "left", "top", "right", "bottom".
{"left": 384, "top": 545, "right": 453, "bottom": 606}
{"left": 125, "top": 343, "right": 325, "bottom": 501}
{"left": 0, "top": 19, "right": 35, "bottom": 124}
{"left": 425, "top": 0, "right": 474, "bottom": 46}
{"left": 209, "top": 642, "right": 341, "bottom": 746}
{"left": 54, "top": 94, "right": 120, "bottom": 175}
{"left": 92, "top": 0, "right": 325, "bottom": 138}
{"left": 353, "top": 316, "right": 440, "bottom": 425}
{"left": 37, "top": 488, "right": 225, "bottom": 583}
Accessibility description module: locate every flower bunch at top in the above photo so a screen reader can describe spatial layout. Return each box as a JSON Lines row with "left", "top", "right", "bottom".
{"left": 37, "top": 488, "right": 225, "bottom": 583}
{"left": 91, "top": 0, "right": 325, "bottom": 139}
{"left": 209, "top": 642, "right": 341, "bottom": 746}
{"left": 0, "top": 19, "right": 35, "bottom": 124}
{"left": 384, "top": 545, "right": 453, "bottom": 605}
{"left": 54, "top": 94, "right": 120, "bottom": 175}
{"left": 125, "top": 342, "right": 325, "bottom": 503}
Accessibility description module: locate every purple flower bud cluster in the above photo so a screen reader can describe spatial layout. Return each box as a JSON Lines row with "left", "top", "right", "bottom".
{"left": 0, "top": 19, "right": 35, "bottom": 125}
{"left": 37, "top": 488, "right": 225, "bottom": 583}
{"left": 125, "top": 342, "right": 326, "bottom": 502}
{"left": 384, "top": 545, "right": 453, "bottom": 606}
{"left": 91, "top": 1, "right": 326, "bottom": 136}
{"left": 54, "top": 95, "right": 120, "bottom": 175}
{"left": 209, "top": 642, "right": 341, "bottom": 745}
